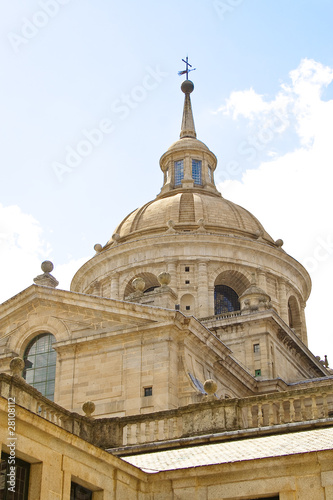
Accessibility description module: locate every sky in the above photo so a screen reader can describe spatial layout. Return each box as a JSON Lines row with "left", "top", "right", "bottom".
{"left": 1, "top": 0, "right": 333, "bottom": 364}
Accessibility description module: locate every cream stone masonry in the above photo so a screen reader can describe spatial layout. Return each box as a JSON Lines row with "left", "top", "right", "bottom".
{"left": 1, "top": 75, "right": 332, "bottom": 499}
{"left": 71, "top": 82, "right": 311, "bottom": 360}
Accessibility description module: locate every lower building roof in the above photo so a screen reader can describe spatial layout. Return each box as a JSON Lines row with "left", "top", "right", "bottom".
{"left": 121, "top": 426, "right": 333, "bottom": 473}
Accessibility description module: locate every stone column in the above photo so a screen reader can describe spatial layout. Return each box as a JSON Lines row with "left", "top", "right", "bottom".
{"left": 182, "top": 153, "right": 194, "bottom": 188}
{"left": 197, "top": 260, "right": 209, "bottom": 318}
{"left": 278, "top": 279, "right": 289, "bottom": 324}
{"left": 167, "top": 262, "right": 177, "bottom": 294}
{"left": 300, "top": 301, "right": 308, "bottom": 345}
{"left": 110, "top": 273, "right": 119, "bottom": 300}
{"left": 257, "top": 269, "right": 267, "bottom": 291}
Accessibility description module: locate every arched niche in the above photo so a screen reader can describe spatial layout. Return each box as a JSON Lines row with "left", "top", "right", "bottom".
{"left": 213, "top": 270, "right": 249, "bottom": 316}
{"left": 288, "top": 295, "right": 302, "bottom": 338}
{"left": 180, "top": 293, "right": 195, "bottom": 313}
{"left": 123, "top": 272, "right": 160, "bottom": 298}
{"left": 214, "top": 270, "right": 250, "bottom": 295}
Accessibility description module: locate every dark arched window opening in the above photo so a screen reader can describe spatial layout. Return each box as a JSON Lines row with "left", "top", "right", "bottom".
{"left": 23, "top": 333, "right": 56, "bottom": 401}
{"left": 288, "top": 303, "right": 294, "bottom": 328}
{"left": 214, "top": 285, "right": 240, "bottom": 315}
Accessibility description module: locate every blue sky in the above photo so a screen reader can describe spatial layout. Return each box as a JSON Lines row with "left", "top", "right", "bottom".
{"left": 1, "top": 0, "right": 333, "bottom": 362}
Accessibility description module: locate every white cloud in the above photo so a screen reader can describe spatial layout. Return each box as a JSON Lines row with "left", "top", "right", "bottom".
{"left": 0, "top": 204, "right": 88, "bottom": 303}
{"left": 219, "top": 58, "right": 333, "bottom": 148}
{"left": 217, "top": 88, "right": 269, "bottom": 119}
{"left": 217, "top": 59, "right": 333, "bottom": 362}
{"left": 0, "top": 204, "right": 50, "bottom": 302}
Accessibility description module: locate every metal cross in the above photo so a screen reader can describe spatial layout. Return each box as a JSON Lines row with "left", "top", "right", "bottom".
{"left": 178, "top": 56, "right": 196, "bottom": 80}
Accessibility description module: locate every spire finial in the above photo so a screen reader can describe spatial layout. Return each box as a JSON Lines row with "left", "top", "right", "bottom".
{"left": 178, "top": 56, "right": 196, "bottom": 80}
{"left": 178, "top": 57, "right": 196, "bottom": 139}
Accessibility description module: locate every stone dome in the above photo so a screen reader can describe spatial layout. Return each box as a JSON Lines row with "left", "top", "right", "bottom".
{"left": 166, "top": 136, "right": 213, "bottom": 155}
{"left": 103, "top": 82, "right": 274, "bottom": 249}
{"left": 71, "top": 78, "right": 311, "bottom": 348}
{"left": 106, "top": 191, "right": 275, "bottom": 247}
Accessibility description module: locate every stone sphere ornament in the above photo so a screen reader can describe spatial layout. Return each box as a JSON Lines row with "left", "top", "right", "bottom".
{"left": 94, "top": 244, "right": 103, "bottom": 253}
{"left": 132, "top": 277, "right": 145, "bottom": 292}
{"left": 157, "top": 272, "right": 171, "bottom": 286}
{"left": 204, "top": 379, "right": 217, "bottom": 395}
{"left": 82, "top": 401, "right": 95, "bottom": 418}
{"left": 41, "top": 261, "right": 54, "bottom": 273}
{"left": 181, "top": 80, "right": 194, "bottom": 94}
{"left": 10, "top": 357, "right": 25, "bottom": 377}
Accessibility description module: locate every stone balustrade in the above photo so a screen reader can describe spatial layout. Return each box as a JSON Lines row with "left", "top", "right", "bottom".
{"left": 1, "top": 373, "right": 332, "bottom": 452}
{"left": 120, "top": 385, "right": 333, "bottom": 447}
{"left": 200, "top": 310, "right": 242, "bottom": 322}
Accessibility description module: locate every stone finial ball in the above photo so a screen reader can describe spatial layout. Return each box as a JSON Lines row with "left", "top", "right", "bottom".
{"left": 82, "top": 401, "right": 95, "bottom": 417}
{"left": 10, "top": 357, "right": 25, "bottom": 376}
{"left": 181, "top": 80, "right": 194, "bottom": 94}
{"left": 112, "top": 233, "right": 120, "bottom": 241}
{"left": 203, "top": 379, "right": 217, "bottom": 395}
{"left": 157, "top": 272, "right": 171, "bottom": 286}
{"left": 94, "top": 243, "right": 103, "bottom": 253}
{"left": 132, "top": 277, "right": 145, "bottom": 292}
{"left": 275, "top": 239, "right": 284, "bottom": 247}
{"left": 41, "top": 260, "right": 54, "bottom": 273}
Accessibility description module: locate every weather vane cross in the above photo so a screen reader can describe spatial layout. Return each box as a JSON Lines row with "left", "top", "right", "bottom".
{"left": 178, "top": 56, "right": 196, "bottom": 80}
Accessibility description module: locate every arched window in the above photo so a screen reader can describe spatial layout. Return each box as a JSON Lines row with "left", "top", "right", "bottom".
{"left": 288, "top": 296, "right": 302, "bottom": 338}
{"left": 288, "top": 302, "right": 294, "bottom": 328}
{"left": 23, "top": 333, "right": 56, "bottom": 401}
{"left": 214, "top": 285, "right": 240, "bottom": 315}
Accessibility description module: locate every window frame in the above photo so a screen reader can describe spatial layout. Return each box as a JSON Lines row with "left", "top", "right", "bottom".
{"left": 253, "top": 343, "right": 260, "bottom": 354}
{"left": 192, "top": 159, "right": 202, "bottom": 185}
{"left": 70, "top": 481, "right": 93, "bottom": 500}
{"left": 144, "top": 387, "right": 153, "bottom": 397}
{"left": 23, "top": 333, "right": 57, "bottom": 401}
{"left": 174, "top": 160, "right": 184, "bottom": 186}
{"left": 0, "top": 452, "right": 30, "bottom": 500}
{"left": 214, "top": 285, "right": 240, "bottom": 315}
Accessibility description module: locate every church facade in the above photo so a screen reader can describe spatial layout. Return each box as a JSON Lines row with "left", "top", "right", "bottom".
{"left": 1, "top": 76, "right": 333, "bottom": 499}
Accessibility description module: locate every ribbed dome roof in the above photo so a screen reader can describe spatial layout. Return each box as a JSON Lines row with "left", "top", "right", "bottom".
{"left": 102, "top": 80, "right": 275, "bottom": 249}
{"left": 106, "top": 191, "right": 275, "bottom": 246}
{"left": 166, "top": 137, "right": 212, "bottom": 154}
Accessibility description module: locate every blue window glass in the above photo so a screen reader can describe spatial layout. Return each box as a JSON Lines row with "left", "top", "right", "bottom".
{"left": 214, "top": 285, "right": 240, "bottom": 315}
{"left": 192, "top": 159, "right": 202, "bottom": 185}
{"left": 23, "top": 333, "right": 56, "bottom": 401}
{"left": 208, "top": 166, "right": 212, "bottom": 182}
{"left": 174, "top": 160, "right": 184, "bottom": 186}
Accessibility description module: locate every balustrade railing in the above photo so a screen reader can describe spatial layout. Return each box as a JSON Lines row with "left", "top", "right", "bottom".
{"left": 120, "top": 386, "right": 333, "bottom": 446}
{"left": 1, "top": 373, "right": 332, "bottom": 450}
{"left": 200, "top": 311, "right": 242, "bottom": 322}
